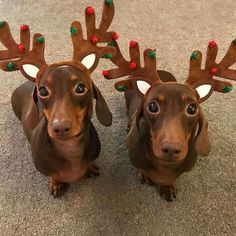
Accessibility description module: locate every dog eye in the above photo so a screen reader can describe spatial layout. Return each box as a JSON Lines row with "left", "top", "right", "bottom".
{"left": 75, "top": 83, "right": 86, "bottom": 94}
{"left": 38, "top": 86, "right": 49, "bottom": 97}
{"left": 186, "top": 103, "right": 197, "bottom": 115}
{"left": 148, "top": 101, "right": 160, "bottom": 113}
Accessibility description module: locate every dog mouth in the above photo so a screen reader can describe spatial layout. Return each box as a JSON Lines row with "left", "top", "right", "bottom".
{"left": 157, "top": 156, "right": 185, "bottom": 165}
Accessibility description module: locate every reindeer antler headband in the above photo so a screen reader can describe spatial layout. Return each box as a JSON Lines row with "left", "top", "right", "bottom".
{"left": 103, "top": 39, "right": 235, "bottom": 102}
{"left": 0, "top": 0, "right": 117, "bottom": 80}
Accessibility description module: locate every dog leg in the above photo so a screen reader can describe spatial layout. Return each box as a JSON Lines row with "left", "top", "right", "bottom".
{"left": 138, "top": 170, "right": 154, "bottom": 186}
{"left": 159, "top": 184, "right": 177, "bottom": 202}
{"left": 49, "top": 177, "right": 69, "bottom": 198}
{"left": 85, "top": 163, "right": 100, "bottom": 178}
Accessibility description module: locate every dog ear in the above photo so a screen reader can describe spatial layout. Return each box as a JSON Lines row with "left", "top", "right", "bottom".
{"left": 195, "top": 108, "right": 211, "bottom": 156}
{"left": 24, "top": 86, "right": 39, "bottom": 130}
{"left": 93, "top": 83, "right": 112, "bottom": 126}
{"left": 126, "top": 104, "right": 143, "bottom": 149}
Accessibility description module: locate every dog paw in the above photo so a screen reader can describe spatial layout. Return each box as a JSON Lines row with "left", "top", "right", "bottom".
{"left": 49, "top": 178, "right": 69, "bottom": 198}
{"left": 138, "top": 171, "right": 154, "bottom": 186}
{"left": 160, "top": 185, "right": 177, "bottom": 202}
{"left": 85, "top": 164, "right": 100, "bottom": 178}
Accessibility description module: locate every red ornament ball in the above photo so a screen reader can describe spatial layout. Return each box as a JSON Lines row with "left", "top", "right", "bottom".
{"left": 90, "top": 35, "right": 98, "bottom": 44}
{"left": 129, "top": 40, "right": 137, "bottom": 48}
{"left": 102, "top": 70, "right": 110, "bottom": 77}
{"left": 86, "top": 6, "right": 95, "bottom": 15}
{"left": 129, "top": 62, "right": 137, "bottom": 69}
{"left": 112, "top": 32, "right": 119, "bottom": 41}
{"left": 208, "top": 40, "right": 217, "bottom": 48}
{"left": 210, "top": 67, "right": 218, "bottom": 75}
{"left": 20, "top": 24, "right": 28, "bottom": 31}
{"left": 18, "top": 44, "right": 25, "bottom": 53}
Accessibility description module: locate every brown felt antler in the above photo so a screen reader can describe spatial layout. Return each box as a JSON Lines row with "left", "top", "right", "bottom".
{"left": 0, "top": 21, "right": 46, "bottom": 72}
{"left": 102, "top": 40, "right": 161, "bottom": 92}
{"left": 0, "top": 0, "right": 117, "bottom": 81}
{"left": 185, "top": 40, "right": 236, "bottom": 101}
{"left": 70, "top": 0, "right": 117, "bottom": 72}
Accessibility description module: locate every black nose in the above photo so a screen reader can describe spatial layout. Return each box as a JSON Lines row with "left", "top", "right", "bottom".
{"left": 161, "top": 142, "right": 182, "bottom": 159}
{"left": 52, "top": 121, "right": 72, "bottom": 137}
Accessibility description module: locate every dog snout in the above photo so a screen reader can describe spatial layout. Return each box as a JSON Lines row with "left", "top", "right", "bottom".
{"left": 161, "top": 142, "right": 182, "bottom": 159}
{"left": 52, "top": 121, "right": 72, "bottom": 137}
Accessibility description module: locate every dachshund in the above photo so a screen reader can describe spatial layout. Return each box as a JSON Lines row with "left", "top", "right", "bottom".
{"left": 0, "top": 1, "right": 117, "bottom": 197}
{"left": 104, "top": 40, "right": 235, "bottom": 201}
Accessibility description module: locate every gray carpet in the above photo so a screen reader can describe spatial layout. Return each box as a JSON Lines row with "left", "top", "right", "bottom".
{"left": 0, "top": 0, "right": 235, "bottom": 235}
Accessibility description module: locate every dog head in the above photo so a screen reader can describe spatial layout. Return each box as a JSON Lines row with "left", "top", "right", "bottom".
{"left": 126, "top": 79, "right": 211, "bottom": 165}
{"left": 104, "top": 40, "right": 235, "bottom": 164}
{"left": 25, "top": 62, "right": 112, "bottom": 139}
{"left": 0, "top": 2, "right": 117, "bottom": 139}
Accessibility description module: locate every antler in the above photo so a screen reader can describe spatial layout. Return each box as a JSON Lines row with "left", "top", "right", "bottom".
{"left": 0, "top": 21, "right": 46, "bottom": 72}
{"left": 70, "top": 0, "right": 117, "bottom": 72}
{"left": 102, "top": 40, "right": 161, "bottom": 91}
{"left": 186, "top": 40, "right": 236, "bottom": 100}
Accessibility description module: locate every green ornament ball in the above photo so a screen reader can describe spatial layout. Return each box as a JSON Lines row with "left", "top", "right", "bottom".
{"left": 37, "top": 36, "right": 44, "bottom": 44}
{"left": 118, "top": 85, "right": 127, "bottom": 92}
{"left": 223, "top": 85, "right": 233, "bottom": 93}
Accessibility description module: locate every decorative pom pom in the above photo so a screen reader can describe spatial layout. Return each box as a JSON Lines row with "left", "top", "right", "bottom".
{"left": 223, "top": 85, "right": 233, "bottom": 93}
{"left": 112, "top": 32, "right": 119, "bottom": 41}
{"left": 103, "top": 53, "right": 112, "bottom": 59}
{"left": 70, "top": 27, "right": 77, "bottom": 36}
{"left": 86, "top": 6, "right": 95, "bottom": 15}
{"left": 18, "top": 44, "right": 25, "bottom": 53}
{"left": 90, "top": 35, "right": 98, "bottom": 44}
{"left": 129, "top": 62, "right": 137, "bottom": 69}
{"left": 149, "top": 50, "right": 156, "bottom": 59}
{"left": 105, "top": 0, "right": 113, "bottom": 5}
{"left": 232, "top": 38, "right": 236, "bottom": 45}
{"left": 0, "top": 21, "right": 4, "bottom": 28}
{"left": 20, "top": 24, "right": 28, "bottom": 31}
{"left": 102, "top": 70, "right": 110, "bottom": 78}
{"left": 208, "top": 41, "right": 217, "bottom": 48}
{"left": 210, "top": 67, "right": 218, "bottom": 75}
{"left": 129, "top": 40, "right": 137, "bottom": 48}
{"left": 37, "top": 36, "right": 44, "bottom": 44}
{"left": 7, "top": 62, "right": 15, "bottom": 71}
{"left": 108, "top": 40, "right": 117, "bottom": 47}
{"left": 190, "top": 51, "right": 198, "bottom": 61}
{"left": 118, "top": 85, "right": 127, "bottom": 92}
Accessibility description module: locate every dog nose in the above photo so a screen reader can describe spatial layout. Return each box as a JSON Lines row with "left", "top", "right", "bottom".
{"left": 161, "top": 142, "right": 182, "bottom": 159}
{"left": 52, "top": 121, "right": 72, "bottom": 137}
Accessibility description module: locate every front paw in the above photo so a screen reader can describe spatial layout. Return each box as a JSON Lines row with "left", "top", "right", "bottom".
{"left": 49, "top": 177, "right": 69, "bottom": 198}
{"left": 85, "top": 164, "right": 100, "bottom": 178}
{"left": 160, "top": 185, "right": 177, "bottom": 202}
{"left": 138, "top": 171, "right": 154, "bottom": 186}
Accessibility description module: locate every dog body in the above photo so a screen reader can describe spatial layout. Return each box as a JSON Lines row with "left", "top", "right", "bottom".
{"left": 11, "top": 64, "right": 111, "bottom": 196}
{"left": 124, "top": 72, "right": 209, "bottom": 201}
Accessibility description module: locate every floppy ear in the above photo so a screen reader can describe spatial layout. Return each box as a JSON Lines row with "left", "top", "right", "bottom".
{"left": 126, "top": 104, "right": 143, "bottom": 149}
{"left": 93, "top": 83, "right": 112, "bottom": 126}
{"left": 24, "top": 86, "right": 39, "bottom": 130}
{"left": 195, "top": 108, "right": 211, "bottom": 156}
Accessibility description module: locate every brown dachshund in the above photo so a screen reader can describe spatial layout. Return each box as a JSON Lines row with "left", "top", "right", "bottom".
{"left": 104, "top": 40, "right": 235, "bottom": 201}
{"left": 0, "top": 1, "right": 117, "bottom": 197}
